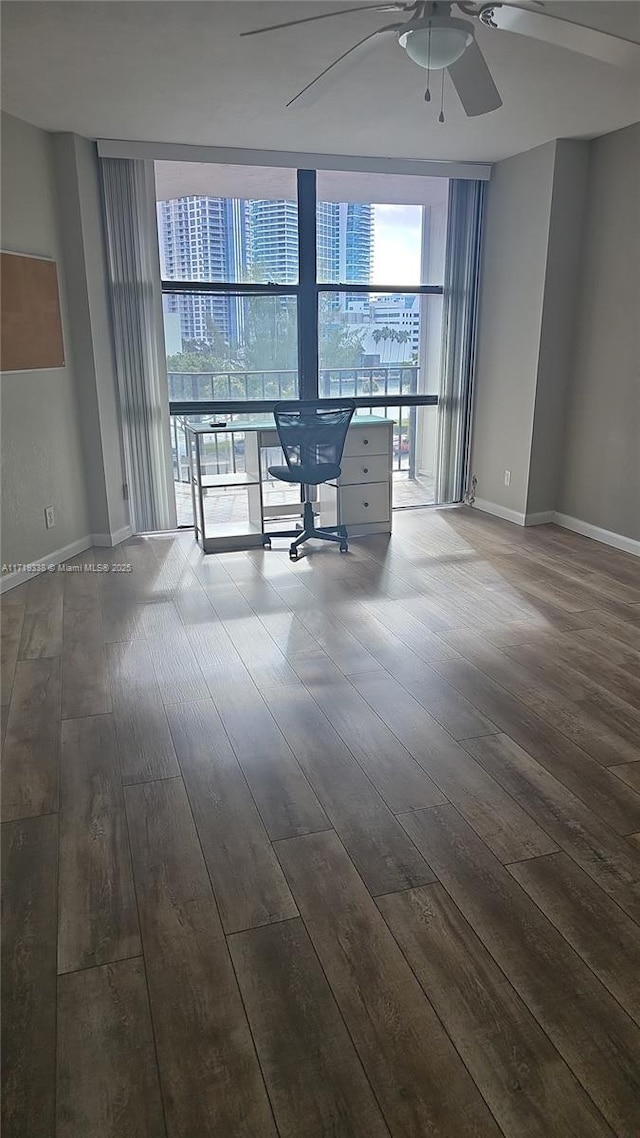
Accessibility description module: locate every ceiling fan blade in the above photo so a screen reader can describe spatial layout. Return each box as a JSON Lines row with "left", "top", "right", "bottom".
{"left": 241, "top": 4, "right": 407, "bottom": 39}
{"left": 448, "top": 39, "right": 502, "bottom": 116}
{"left": 287, "top": 25, "right": 402, "bottom": 108}
{"left": 482, "top": 5, "right": 640, "bottom": 67}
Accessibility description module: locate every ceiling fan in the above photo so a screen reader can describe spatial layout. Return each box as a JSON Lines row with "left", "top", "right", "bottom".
{"left": 240, "top": 1, "right": 640, "bottom": 119}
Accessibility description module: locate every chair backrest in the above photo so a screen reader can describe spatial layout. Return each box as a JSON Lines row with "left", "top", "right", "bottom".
{"left": 273, "top": 399, "right": 356, "bottom": 476}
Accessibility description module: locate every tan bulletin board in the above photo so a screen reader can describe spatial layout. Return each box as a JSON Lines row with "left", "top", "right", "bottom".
{"left": 1, "top": 251, "right": 65, "bottom": 371}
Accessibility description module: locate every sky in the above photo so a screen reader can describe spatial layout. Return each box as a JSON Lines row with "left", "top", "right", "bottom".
{"left": 372, "top": 203, "right": 422, "bottom": 286}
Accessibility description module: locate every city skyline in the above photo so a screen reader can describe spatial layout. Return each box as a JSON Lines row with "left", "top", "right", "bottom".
{"left": 157, "top": 193, "right": 425, "bottom": 371}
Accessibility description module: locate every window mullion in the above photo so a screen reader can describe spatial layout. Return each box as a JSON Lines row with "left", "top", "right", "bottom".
{"left": 297, "top": 169, "right": 318, "bottom": 400}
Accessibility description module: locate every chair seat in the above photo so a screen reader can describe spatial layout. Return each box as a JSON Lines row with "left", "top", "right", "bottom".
{"left": 268, "top": 463, "right": 341, "bottom": 486}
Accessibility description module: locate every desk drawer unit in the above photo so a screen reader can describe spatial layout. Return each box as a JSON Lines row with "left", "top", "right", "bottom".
{"left": 330, "top": 420, "right": 393, "bottom": 536}
{"left": 339, "top": 454, "right": 389, "bottom": 486}
{"left": 340, "top": 481, "right": 390, "bottom": 526}
{"left": 343, "top": 424, "right": 390, "bottom": 458}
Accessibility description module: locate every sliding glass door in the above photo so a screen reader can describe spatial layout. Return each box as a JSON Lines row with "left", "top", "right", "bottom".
{"left": 154, "top": 161, "right": 480, "bottom": 526}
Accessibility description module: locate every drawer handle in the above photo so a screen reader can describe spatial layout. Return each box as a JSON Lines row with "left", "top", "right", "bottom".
{"left": 363, "top": 467, "right": 369, "bottom": 474}
{"left": 363, "top": 501, "right": 369, "bottom": 508}
{"left": 363, "top": 438, "right": 369, "bottom": 445}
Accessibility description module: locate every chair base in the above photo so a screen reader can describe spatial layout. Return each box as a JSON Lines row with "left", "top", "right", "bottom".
{"left": 265, "top": 501, "right": 349, "bottom": 560}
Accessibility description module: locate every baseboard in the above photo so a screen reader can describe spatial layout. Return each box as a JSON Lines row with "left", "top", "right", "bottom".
{"left": 472, "top": 498, "right": 527, "bottom": 526}
{"left": 471, "top": 500, "right": 640, "bottom": 557}
{"left": 553, "top": 512, "right": 640, "bottom": 557}
{"left": 92, "top": 525, "right": 133, "bottom": 547}
{"left": 1, "top": 534, "right": 94, "bottom": 593}
{"left": 1, "top": 525, "right": 137, "bottom": 594}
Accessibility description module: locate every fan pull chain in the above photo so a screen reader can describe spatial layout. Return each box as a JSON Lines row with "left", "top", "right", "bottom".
{"left": 438, "top": 67, "right": 445, "bottom": 123}
{"left": 424, "top": 20, "right": 432, "bottom": 102}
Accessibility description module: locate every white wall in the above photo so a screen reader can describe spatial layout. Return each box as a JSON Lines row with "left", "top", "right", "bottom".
{"left": 527, "top": 141, "right": 589, "bottom": 518}
{"left": 558, "top": 123, "right": 640, "bottom": 542}
{"left": 1, "top": 113, "right": 91, "bottom": 565}
{"left": 469, "top": 141, "right": 556, "bottom": 517}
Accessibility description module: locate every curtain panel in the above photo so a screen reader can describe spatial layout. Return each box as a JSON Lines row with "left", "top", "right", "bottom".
{"left": 436, "top": 178, "right": 485, "bottom": 504}
{"left": 101, "top": 157, "right": 175, "bottom": 532}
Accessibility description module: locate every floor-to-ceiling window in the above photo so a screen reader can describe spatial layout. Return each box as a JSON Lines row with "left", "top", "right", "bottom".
{"left": 154, "top": 161, "right": 476, "bottom": 527}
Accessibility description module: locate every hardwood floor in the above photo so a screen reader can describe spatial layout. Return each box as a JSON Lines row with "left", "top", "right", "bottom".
{"left": 2, "top": 506, "right": 640, "bottom": 1137}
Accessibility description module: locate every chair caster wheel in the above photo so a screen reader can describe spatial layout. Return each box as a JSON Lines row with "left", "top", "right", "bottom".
{"left": 262, "top": 540, "right": 271, "bottom": 549}
{"left": 289, "top": 547, "right": 299, "bottom": 561}
{"left": 339, "top": 542, "right": 348, "bottom": 554}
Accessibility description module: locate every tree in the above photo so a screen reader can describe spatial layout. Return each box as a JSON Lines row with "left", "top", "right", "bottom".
{"left": 166, "top": 293, "right": 369, "bottom": 400}
{"left": 319, "top": 297, "right": 366, "bottom": 370}
{"left": 371, "top": 325, "right": 412, "bottom": 364}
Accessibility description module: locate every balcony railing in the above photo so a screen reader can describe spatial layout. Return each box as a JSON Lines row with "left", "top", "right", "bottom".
{"left": 168, "top": 365, "right": 420, "bottom": 484}
{"left": 167, "top": 364, "right": 419, "bottom": 404}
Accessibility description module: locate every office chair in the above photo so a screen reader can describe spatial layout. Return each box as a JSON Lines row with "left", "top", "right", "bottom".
{"left": 267, "top": 399, "right": 356, "bottom": 561}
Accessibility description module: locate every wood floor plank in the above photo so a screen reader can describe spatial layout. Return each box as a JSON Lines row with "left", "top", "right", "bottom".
{"left": 210, "top": 678, "right": 330, "bottom": 840}
{"left": 18, "top": 607, "right": 64, "bottom": 660}
{"left": 166, "top": 699, "right": 298, "bottom": 933}
{"left": 378, "top": 883, "right": 613, "bottom": 1138}
{"left": 433, "top": 657, "right": 640, "bottom": 835}
{"left": 499, "top": 640, "right": 640, "bottom": 767}
{"left": 275, "top": 829, "right": 502, "bottom": 1138}
{"left": 399, "top": 804, "right": 640, "bottom": 1138}
{"left": 1, "top": 736, "right": 58, "bottom": 821}
{"left": 146, "top": 629, "right": 209, "bottom": 704}
{"left": 100, "top": 597, "right": 146, "bottom": 643}
{"left": 528, "top": 629, "right": 640, "bottom": 706}
{"left": 137, "top": 599, "right": 185, "bottom": 638}
{"left": 266, "top": 683, "right": 435, "bottom": 895}
{"left": 509, "top": 852, "right": 640, "bottom": 1027}
{"left": 62, "top": 562, "right": 100, "bottom": 610}
{"left": 440, "top": 626, "right": 639, "bottom": 765}
{"left": 61, "top": 608, "right": 111, "bottom": 719}
{"left": 612, "top": 762, "right": 640, "bottom": 791}
{"left": 1, "top": 603, "right": 24, "bottom": 704}
{"left": 575, "top": 626, "right": 640, "bottom": 672}
{"left": 207, "top": 583, "right": 302, "bottom": 688}
{"left": 58, "top": 714, "right": 140, "bottom": 973}
{"left": 229, "top": 918, "right": 391, "bottom": 1138}
{"left": 106, "top": 640, "right": 179, "bottom": 784}
{"left": 577, "top": 607, "right": 640, "bottom": 650}
{"left": 57, "top": 958, "right": 166, "bottom": 1138}
{"left": 6, "top": 656, "right": 61, "bottom": 741}
{"left": 353, "top": 672, "right": 557, "bottom": 863}
{"left": 272, "top": 581, "right": 386, "bottom": 675}
{"left": 463, "top": 732, "right": 640, "bottom": 923}
{"left": 183, "top": 616, "right": 251, "bottom": 687}
{"left": 402, "top": 667, "right": 499, "bottom": 741}
{"left": 361, "top": 595, "right": 461, "bottom": 664}
{"left": 125, "top": 777, "right": 277, "bottom": 1137}
{"left": 1, "top": 814, "right": 58, "bottom": 1138}
{"left": 294, "top": 659, "right": 447, "bottom": 814}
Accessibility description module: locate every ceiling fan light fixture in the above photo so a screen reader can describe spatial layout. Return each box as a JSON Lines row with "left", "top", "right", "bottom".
{"left": 399, "top": 17, "right": 474, "bottom": 70}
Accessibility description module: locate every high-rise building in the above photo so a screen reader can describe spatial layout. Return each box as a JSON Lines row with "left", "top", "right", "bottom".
{"left": 157, "top": 194, "right": 373, "bottom": 346}
{"left": 157, "top": 196, "right": 247, "bottom": 347}
{"left": 317, "top": 201, "right": 373, "bottom": 312}
{"left": 248, "top": 199, "right": 298, "bottom": 283}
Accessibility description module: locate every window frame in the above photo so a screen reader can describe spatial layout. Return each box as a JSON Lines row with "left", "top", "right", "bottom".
{"left": 163, "top": 168, "right": 443, "bottom": 417}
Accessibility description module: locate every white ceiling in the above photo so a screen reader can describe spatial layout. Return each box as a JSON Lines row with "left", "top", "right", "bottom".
{"left": 2, "top": 1, "right": 639, "bottom": 163}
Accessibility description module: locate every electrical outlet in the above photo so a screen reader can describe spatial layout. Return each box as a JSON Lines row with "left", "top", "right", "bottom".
{"left": 504, "top": 470, "right": 511, "bottom": 487}
{"left": 44, "top": 505, "right": 55, "bottom": 529}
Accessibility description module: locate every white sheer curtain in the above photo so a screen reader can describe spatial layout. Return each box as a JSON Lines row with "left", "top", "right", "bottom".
{"left": 436, "top": 179, "right": 485, "bottom": 504}
{"left": 101, "top": 158, "right": 176, "bottom": 532}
